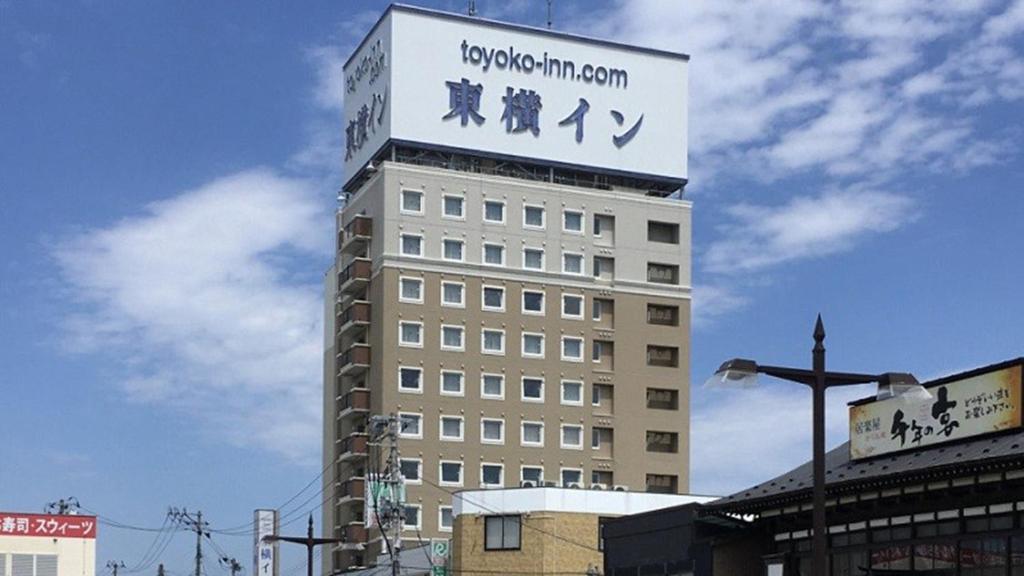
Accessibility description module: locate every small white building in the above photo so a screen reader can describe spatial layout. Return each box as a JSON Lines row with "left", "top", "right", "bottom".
{"left": 0, "top": 512, "right": 96, "bottom": 576}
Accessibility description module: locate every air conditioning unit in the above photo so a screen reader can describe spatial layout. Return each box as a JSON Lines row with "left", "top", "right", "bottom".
{"left": 520, "top": 480, "right": 538, "bottom": 488}
{"left": 590, "top": 483, "right": 607, "bottom": 490}
{"left": 543, "top": 480, "right": 558, "bottom": 488}
{"left": 613, "top": 485, "right": 629, "bottom": 492}
{"left": 567, "top": 482, "right": 583, "bottom": 489}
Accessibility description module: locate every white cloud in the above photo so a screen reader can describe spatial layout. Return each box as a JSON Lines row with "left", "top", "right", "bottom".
{"left": 54, "top": 169, "right": 329, "bottom": 462}
{"left": 704, "top": 189, "right": 917, "bottom": 274}
{"left": 692, "top": 283, "right": 748, "bottom": 327}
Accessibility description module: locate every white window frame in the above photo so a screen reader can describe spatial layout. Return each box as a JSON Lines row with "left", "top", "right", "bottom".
{"left": 521, "top": 332, "right": 545, "bottom": 359}
{"left": 398, "top": 366, "right": 424, "bottom": 394}
{"left": 398, "top": 412, "right": 423, "bottom": 439}
{"left": 560, "top": 379, "right": 584, "bottom": 406}
{"left": 561, "top": 336, "right": 585, "bottom": 362}
{"left": 562, "top": 251, "right": 585, "bottom": 275}
{"left": 521, "top": 289, "right": 545, "bottom": 316}
{"left": 562, "top": 209, "right": 585, "bottom": 234}
{"left": 480, "top": 417, "right": 505, "bottom": 445}
{"left": 521, "top": 376, "right": 545, "bottom": 403}
{"left": 482, "top": 242, "right": 507, "bottom": 267}
{"left": 439, "top": 415, "right": 465, "bottom": 442}
{"left": 400, "top": 457, "right": 423, "bottom": 485}
{"left": 441, "top": 280, "right": 466, "bottom": 308}
{"left": 520, "top": 465, "right": 544, "bottom": 484}
{"left": 480, "top": 462, "right": 505, "bottom": 487}
{"left": 438, "top": 505, "right": 454, "bottom": 533}
{"left": 560, "top": 424, "right": 584, "bottom": 450}
{"left": 400, "top": 189, "right": 424, "bottom": 215}
{"left": 522, "top": 247, "right": 545, "bottom": 271}
{"left": 561, "top": 294, "right": 584, "bottom": 320}
{"left": 481, "top": 285, "right": 506, "bottom": 312}
{"left": 398, "top": 321, "right": 424, "bottom": 348}
{"left": 402, "top": 503, "right": 423, "bottom": 530}
{"left": 560, "top": 467, "right": 584, "bottom": 487}
{"left": 481, "top": 328, "right": 506, "bottom": 355}
{"left": 440, "top": 369, "right": 465, "bottom": 397}
{"left": 398, "top": 276, "right": 424, "bottom": 304}
{"left": 400, "top": 233, "right": 424, "bottom": 257}
{"left": 520, "top": 421, "right": 545, "bottom": 447}
{"left": 483, "top": 199, "right": 506, "bottom": 224}
{"left": 442, "top": 238, "right": 465, "bottom": 262}
{"left": 439, "top": 460, "right": 464, "bottom": 487}
{"left": 481, "top": 373, "right": 505, "bottom": 400}
{"left": 442, "top": 194, "right": 465, "bottom": 220}
{"left": 440, "top": 324, "right": 466, "bottom": 352}
{"left": 523, "top": 204, "right": 546, "bottom": 229}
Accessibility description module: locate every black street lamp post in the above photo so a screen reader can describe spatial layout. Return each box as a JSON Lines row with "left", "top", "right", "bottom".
{"left": 705, "top": 315, "right": 925, "bottom": 575}
{"left": 262, "top": 515, "right": 346, "bottom": 576}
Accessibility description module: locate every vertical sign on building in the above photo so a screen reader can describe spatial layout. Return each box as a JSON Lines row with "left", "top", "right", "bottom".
{"left": 253, "top": 510, "right": 278, "bottom": 576}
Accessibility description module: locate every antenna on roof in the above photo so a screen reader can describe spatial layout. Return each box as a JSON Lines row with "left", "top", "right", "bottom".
{"left": 468, "top": 0, "right": 477, "bottom": 16}
{"left": 547, "top": 0, "right": 553, "bottom": 29}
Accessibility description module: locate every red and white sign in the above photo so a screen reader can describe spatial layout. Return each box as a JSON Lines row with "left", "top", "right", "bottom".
{"left": 0, "top": 513, "right": 97, "bottom": 539}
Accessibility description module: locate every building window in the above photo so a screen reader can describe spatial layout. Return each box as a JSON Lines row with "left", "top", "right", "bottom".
{"left": 399, "top": 277, "right": 423, "bottom": 303}
{"left": 646, "top": 474, "right": 678, "bottom": 494}
{"left": 481, "top": 328, "right": 505, "bottom": 355}
{"left": 562, "top": 294, "right": 584, "bottom": 319}
{"left": 441, "top": 281, "right": 465, "bottom": 308}
{"left": 646, "top": 431, "right": 679, "bottom": 453}
{"left": 438, "top": 506, "right": 454, "bottom": 532}
{"left": 561, "top": 380, "right": 583, "bottom": 405}
{"left": 403, "top": 504, "right": 422, "bottom": 530}
{"left": 520, "top": 466, "right": 543, "bottom": 485}
{"left": 521, "top": 421, "right": 544, "bottom": 447}
{"left": 484, "top": 516, "right": 521, "bottom": 551}
{"left": 483, "top": 242, "right": 506, "bottom": 266}
{"left": 440, "top": 370, "right": 464, "bottom": 396}
{"left": 441, "top": 325, "right": 465, "bottom": 351}
{"left": 523, "top": 204, "right": 545, "bottom": 229}
{"left": 482, "top": 285, "right": 505, "bottom": 311}
{"left": 563, "top": 209, "right": 584, "bottom": 233}
{"left": 398, "top": 366, "right": 423, "bottom": 393}
{"left": 522, "top": 289, "right": 545, "bottom": 315}
{"left": 481, "top": 373, "right": 505, "bottom": 400}
{"left": 647, "top": 263, "right": 679, "bottom": 285}
{"left": 522, "top": 247, "right": 545, "bottom": 270}
{"left": 440, "top": 415, "right": 464, "bottom": 441}
{"left": 592, "top": 340, "right": 603, "bottom": 362}
{"left": 443, "top": 238, "right": 465, "bottom": 262}
{"left": 401, "top": 189, "right": 423, "bottom": 214}
{"left": 443, "top": 195, "right": 465, "bottom": 219}
{"left": 399, "top": 321, "right": 423, "bottom": 347}
{"left": 440, "top": 461, "right": 464, "bottom": 486}
{"left": 592, "top": 384, "right": 602, "bottom": 406}
{"left": 591, "top": 428, "right": 601, "bottom": 449}
{"left": 483, "top": 199, "right": 506, "bottom": 224}
{"left": 562, "top": 252, "right": 584, "bottom": 275}
{"left": 400, "top": 233, "right": 423, "bottom": 257}
{"left": 561, "top": 424, "right": 584, "bottom": 450}
{"left": 560, "top": 468, "right": 583, "bottom": 487}
{"left": 398, "top": 413, "right": 422, "bottom": 439}
{"left": 646, "top": 345, "right": 679, "bottom": 368}
{"left": 400, "top": 458, "right": 422, "bottom": 484}
{"left": 646, "top": 388, "right": 679, "bottom": 410}
{"left": 561, "top": 336, "right": 584, "bottom": 362}
{"left": 647, "top": 304, "right": 679, "bottom": 326}
{"left": 521, "top": 332, "right": 545, "bottom": 358}
{"left": 521, "top": 377, "right": 544, "bottom": 402}
{"left": 647, "top": 221, "right": 679, "bottom": 244}
{"left": 481, "top": 418, "right": 505, "bottom": 444}
{"left": 592, "top": 299, "right": 602, "bottom": 321}
{"left": 481, "top": 463, "right": 505, "bottom": 487}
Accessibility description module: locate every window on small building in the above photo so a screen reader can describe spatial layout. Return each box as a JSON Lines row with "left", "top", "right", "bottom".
{"left": 647, "top": 221, "right": 679, "bottom": 244}
{"left": 484, "top": 516, "right": 521, "bottom": 550}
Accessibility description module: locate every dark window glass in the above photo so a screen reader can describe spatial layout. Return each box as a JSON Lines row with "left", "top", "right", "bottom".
{"left": 484, "top": 515, "right": 521, "bottom": 550}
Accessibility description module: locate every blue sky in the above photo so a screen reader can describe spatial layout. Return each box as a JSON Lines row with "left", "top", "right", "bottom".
{"left": 2, "top": 0, "right": 1023, "bottom": 573}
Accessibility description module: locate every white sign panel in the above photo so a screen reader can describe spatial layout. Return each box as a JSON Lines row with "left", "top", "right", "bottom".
{"left": 342, "top": 5, "right": 688, "bottom": 189}
{"left": 253, "top": 509, "right": 278, "bottom": 576}
{"left": 849, "top": 364, "right": 1022, "bottom": 460}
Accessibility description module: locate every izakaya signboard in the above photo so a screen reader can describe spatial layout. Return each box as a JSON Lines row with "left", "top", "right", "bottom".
{"left": 0, "top": 513, "right": 96, "bottom": 539}
{"left": 342, "top": 5, "right": 688, "bottom": 189}
{"left": 849, "top": 364, "right": 1022, "bottom": 460}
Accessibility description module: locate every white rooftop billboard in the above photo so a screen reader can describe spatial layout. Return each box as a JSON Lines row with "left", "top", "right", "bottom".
{"left": 342, "top": 4, "right": 688, "bottom": 190}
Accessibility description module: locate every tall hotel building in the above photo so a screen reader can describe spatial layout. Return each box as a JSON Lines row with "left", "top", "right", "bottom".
{"left": 323, "top": 5, "right": 691, "bottom": 572}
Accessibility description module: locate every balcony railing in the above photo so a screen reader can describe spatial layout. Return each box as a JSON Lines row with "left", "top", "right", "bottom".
{"left": 339, "top": 435, "right": 368, "bottom": 460}
{"left": 339, "top": 478, "right": 365, "bottom": 501}
{"left": 343, "top": 523, "right": 368, "bottom": 544}
{"left": 338, "top": 344, "right": 371, "bottom": 376}
{"left": 337, "top": 389, "right": 370, "bottom": 417}
{"left": 340, "top": 216, "right": 372, "bottom": 256}
{"left": 338, "top": 259, "right": 371, "bottom": 295}
{"left": 337, "top": 301, "right": 371, "bottom": 337}
{"left": 645, "top": 431, "right": 679, "bottom": 453}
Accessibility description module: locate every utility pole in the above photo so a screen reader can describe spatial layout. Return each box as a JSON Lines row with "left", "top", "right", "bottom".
{"left": 46, "top": 497, "right": 80, "bottom": 515}
{"left": 107, "top": 561, "right": 126, "bottom": 576}
{"left": 170, "top": 508, "right": 208, "bottom": 576}
{"left": 261, "top": 516, "right": 344, "bottom": 576}
{"left": 157, "top": 564, "right": 165, "bottom": 576}
{"left": 369, "top": 414, "right": 404, "bottom": 576}
{"left": 219, "top": 557, "right": 242, "bottom": 576}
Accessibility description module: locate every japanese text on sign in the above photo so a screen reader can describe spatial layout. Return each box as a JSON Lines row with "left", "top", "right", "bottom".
{"left": 0, "top": 513, "right": 96, "bottom": 539}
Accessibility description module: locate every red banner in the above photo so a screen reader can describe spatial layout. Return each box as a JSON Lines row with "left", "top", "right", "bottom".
{"left": 0, "top": 513, "right": 97, "bottom": 539}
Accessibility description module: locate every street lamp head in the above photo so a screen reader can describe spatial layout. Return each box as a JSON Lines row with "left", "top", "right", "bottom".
{"left": 876, "top": 372, "right": 932, "bottom": 403}
{"left": 702, "top": 358, "right": 760, "bottom": 389}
